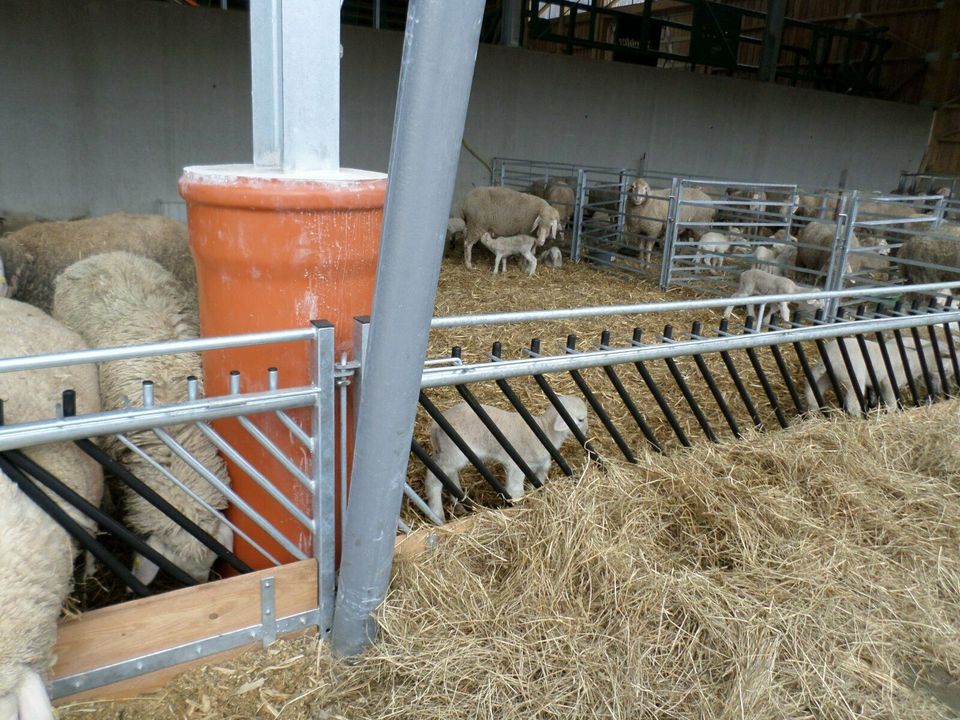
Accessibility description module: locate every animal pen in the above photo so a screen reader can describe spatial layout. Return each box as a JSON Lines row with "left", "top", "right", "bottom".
{"left": 6, "top": 3, "right": 960, "bottom": 713}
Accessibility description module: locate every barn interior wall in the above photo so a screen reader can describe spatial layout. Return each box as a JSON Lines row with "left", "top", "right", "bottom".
{"left": 0, "top": 0, "right": 934, "bottom": 220}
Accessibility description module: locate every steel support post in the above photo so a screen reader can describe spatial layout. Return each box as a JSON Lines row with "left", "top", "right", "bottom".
{"left": 331, "top": 0, "right": 485, "bottom": 657}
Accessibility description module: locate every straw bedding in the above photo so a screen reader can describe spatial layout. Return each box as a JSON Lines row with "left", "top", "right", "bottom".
{"left": 62, "top": 400, "right": 960, "bottom": 719}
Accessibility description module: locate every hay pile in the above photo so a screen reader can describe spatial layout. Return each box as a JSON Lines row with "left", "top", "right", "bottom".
{"left": 63, "top": 402, "right": 960, "bottom": 719}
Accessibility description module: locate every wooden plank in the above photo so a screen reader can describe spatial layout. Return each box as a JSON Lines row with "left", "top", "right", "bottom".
{"left": 52, "top": 560, "right": 318, "bottom": 682}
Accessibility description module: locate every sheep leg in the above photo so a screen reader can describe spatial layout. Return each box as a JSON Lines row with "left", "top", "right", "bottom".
{"left": 463, "top": 227, "right": 483, "bottom": 270}
{"left": 522, "top": 248, "right": 537, "bottom": 276}
{"left": 492, "top": 252, "right": 503, "bottom": 274}
{"left": 779, "top": 301, "right": 791, "bottom": 325}
{"left": 723, "top": 291, "right": 748, "bottom": 320}
{"left": 505, "top": 463, "right": 525, "bottom": 502}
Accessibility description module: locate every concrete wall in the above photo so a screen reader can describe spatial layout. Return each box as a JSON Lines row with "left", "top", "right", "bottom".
{"left": 0, "top": 0, "right": 933, "bottom": 220}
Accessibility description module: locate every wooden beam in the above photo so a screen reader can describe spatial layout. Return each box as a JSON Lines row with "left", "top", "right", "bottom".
{"left": 53, "top": 559, "right": 318, "bottom": 704}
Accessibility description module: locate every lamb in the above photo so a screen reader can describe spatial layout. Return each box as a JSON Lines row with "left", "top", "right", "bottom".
{"left": 424, "top": 396, "right": 589, "bottom": 521}
{"left": 0, "top": 213, "right": 197, "bottom": 313}
{"left": 693, "top": 231, "right": 732, "bottom": 271}
{"left": 539, "top": 246, "right": 563, "bottom": 268}
{"left": 803, "top": 336, "right": 953, "bottom": 416}
{"left": 626, "top": 178, "right": 716, "bottom": 263}
{"left": 0, "top": 297, "right": 104, "bottom": 718}
{"left": 459, "top": 187, "right": 561, "bottom": 270}
{"left": 723, "top": 268, "right": 825, "bottom": 326}
{"left": 480, "top": 231, "right": 538, "bottom": 276}
{"left": 752, "top": 239, "right": 797, "bottom": 276}
{"left": 445, "top": 216, "right": 466, "bottom": 251}
{"left": 52, "top": 252, "right": 232, "bottom": 585}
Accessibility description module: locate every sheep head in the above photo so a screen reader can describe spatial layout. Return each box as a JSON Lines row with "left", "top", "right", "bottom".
{"left": 628, "top": 179, "right": 651, "bottom": 207}
{"left": 531, "top": 206, "right": 561, "bottom": 246}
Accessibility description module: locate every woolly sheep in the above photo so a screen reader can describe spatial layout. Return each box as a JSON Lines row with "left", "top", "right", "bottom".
{"left": 752, "top": 240, "right": 797, "bottom": 276}
{"left": 52, "top": 252, "right": 232, "bottom": 586}
{"left": 793, "top": 221, "right": 875, "bottom": 280}
{"left": 424, "top": 396, "right": 589, "bottom": 521}
{"left": 539, "top": 246, "right": 563, "bottom": 268}
{"left": 445, "top": 217, "right": 466, "bottom": 250}
{"left": 459, "top": 187, "right": 561, "bottom": 270}
{"left": 0, "top": 213, "right": 197, "bottom": 313}
{"left": 542, "top": 180, "right": 576, "bottom": 232}
{"left": 723, "top": 269, "right": 824, "bottom": 326}
{"left": 897, "top": 230, "right": 960, "bottom": 296}
{"left": 693, "top": 231, "right": 732, "bottom": 271}
{"left": 0, "top": 297, "right": 104, "bottom": 718}
{"left": 480, "top": 231, "right": 538, "bottom": 276}
{"left": 626, "top": 179, "right": 716, "bottom": 263}
{"left": 804, "top": 336, "right": 953, "bottom": 416}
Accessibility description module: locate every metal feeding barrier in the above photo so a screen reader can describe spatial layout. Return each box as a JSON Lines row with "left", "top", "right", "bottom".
{"left": 404, "top": 282, "right": 960, "bottom": 525}
{"left": 0, "top": 323, "right": 342, "bottom": 697}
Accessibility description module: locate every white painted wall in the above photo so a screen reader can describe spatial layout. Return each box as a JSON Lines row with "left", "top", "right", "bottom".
{"left": 0, "top": 0, "right": 932, "bottom": 220}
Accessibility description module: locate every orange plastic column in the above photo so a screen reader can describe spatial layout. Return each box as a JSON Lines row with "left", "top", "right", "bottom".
{"left": 179, "top": 165, "right": 387, "bottom": 570}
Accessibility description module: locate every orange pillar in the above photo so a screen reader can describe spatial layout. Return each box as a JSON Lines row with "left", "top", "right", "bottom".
{"left": 179, "top": 165, "right": 386, "bottom": 569}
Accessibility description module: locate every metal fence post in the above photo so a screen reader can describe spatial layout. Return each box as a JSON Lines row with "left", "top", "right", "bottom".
{"left": 309, "top": 320, "right": 337, "bottom": 638}
{"left": 331, "top": 0, "right": 485, "bottom": 657}
{"left": 571, "top": 168, "right": 586, "bottom": 261}
{"left": 616, "top": 169, "right": 629, "bottom": 237}
{"left": 351, "top": 316, "right": 371, "bottom": 431}
{"left": 823, "top": 192, "right": 857, "bottom": 317}
{"left": 660, "top": 177, "right": 682, "bottom": 289}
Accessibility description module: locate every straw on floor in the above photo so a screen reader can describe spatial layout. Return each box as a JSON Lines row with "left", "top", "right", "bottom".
{"left": 62, "top": 400, "right": 960, "bottom": 719}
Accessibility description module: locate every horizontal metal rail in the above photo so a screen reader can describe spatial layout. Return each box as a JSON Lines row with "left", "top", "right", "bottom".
{"left": 430, "top": 281, "right": 960, "bottom": 329}
{"left": 0, "top": 386, "right": 317, "bottom": 450}
{"left": 0, "top": 327, "right": 314, "bottom": 374}
{"left": 422, "top": 308, "right": 960, "bottom": 388}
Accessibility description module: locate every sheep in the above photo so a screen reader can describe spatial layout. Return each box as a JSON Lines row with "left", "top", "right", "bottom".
{"left": 539, "top": 246, "right": 563, "bottom": 268}
{"left": 693, "top": 231, "right": 732, "bottom": 271}
{"left": 752, "top": 238, "right": 797, "bottom": 276}
{"left": 803, "top": 336, "right": 954, "bottom": 416}
{"left": 459, "top": 187, "right": 561, "bottom": 270}
{"left": 626, "top": 178, "right": 716, "bottom": 264}
{"left": 723, "top": 269, "right": 825, "bottom": 326}
{"left": 542, "top": 180, "right": 576, "bottom": 234}
{"left": 0, "top": 213, "right": 197, "bottom": 313}
{"left": 793, "top": 221, "right": 878, "bottom": 281}
{"left": 52, "top": 252, "right": 233, "bottom": 586}
{"left": 0, "top": 297, "right": 105, "bottom": 718}
{"left": 445, "top": 216, "right": 466, "bottom": 251}
{"left": 424, "top": 396, "right": 589, "bottom": 521}
{"left": 897, "top": 231, "right": 960, "bottom": 304}
{"left": 480, "top": 231, "right": 538, "bottom": 276}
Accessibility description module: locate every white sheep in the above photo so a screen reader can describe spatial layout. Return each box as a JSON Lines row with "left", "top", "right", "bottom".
{"left": 445, "top": 216, "right": 466, "bottom": 250}
{"left": 52, "top": 252, "right": 233, "bottom": 585}
{"left": 693, "top": 229, "right": 740, "bottom": 271}
{"left": 539, "top": 246, "right": 563, "bottom": 268}
{"left": 803, "top": 336, "right": 953, "bottom": 416}
{"left": 0, "top": 213, "right": 196, "bottom": 313}
{"left": 424, "top": 396, "right": 588, "bottom": 521}
{"left": 480, "top": 231, "right": 538, "bottom": 276}
{"left": 459, "top": 187, "right": 561, "bottom": 270}
{"left": 723, "top": 268, "right": 825, "bottom": 326}
{"left": 626, "top": 178, "right": 716, "bottom": 264}
{"left": 752, "top": 241, "right": 796, "bottom": 276}
{"left": 0, "top": 297, "right": 104, "bottom": 718}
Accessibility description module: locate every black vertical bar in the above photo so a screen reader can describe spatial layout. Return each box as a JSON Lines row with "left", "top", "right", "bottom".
{"left": 630, "top": 328, "right": 692, "bottom": 448}
{"left": 490, "top": 342, "right": 573, "bottom": 476}
{"left": 765, "top": 318, "right": 805, "bottom": 416}
{"left": 791, "top": 334, "right": 827, "bottom": 413}
{"left": 565, "top": 335, "right": 637, "bottom": 463}
{"left": 717, "top": 319, "right": 765, "bottom": 429}
{"left": 418, "top": 392, "right": 511, "bottom": 498}
{"left": 598, "top": 331, "right": 662, "bottom": 453}
{"left": 924, "top": 298, "right": 950, "bottom": 399}
{"left": 872, "top": 304, "right": 902, "bottom": 409}
{"left": 940, "top": 298, "right": 960, "bottom": 395}
{"left": 812, "top": 310, "right": 847, "bottom": 409}
{"left": 661, "top": 326, "right": 718, "bottom": 443}
{"left": 689, "top": 322, "right": 741, "bottom": 438}
{"left": 833, "top": 309, "right": 867, "bottom": 413}
{"left": 410, "top": 439, "right": 473, "bottom": 508}
{"left": 449, "top": 347, "right": 542, "bottom": 488}
{"left": 529, "top": 339, "right": 595, "bottom": 458}
{"left": 851, "top": 306, "right": 881, "bottom": 410}
{"left": 891, "top": 301, "right": 921, "bottom": 407}
{"left": 741, "top": 323, "right": 789, "bottom": 428}
{"left": 907, "top": 300, "right": 935, "bottom": 402}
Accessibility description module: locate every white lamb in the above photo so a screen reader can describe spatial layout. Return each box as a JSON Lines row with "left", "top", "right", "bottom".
{"left": 804, "top": 336, "right": 954, "bottom": 416}
{"left": 480, "top": 231, "right": 538, "bottom": 276}
{"left": 693, "top": 229, "right": 741, "bottom": 271}
{"left": 424, "top": 396, "right": 588, "bottom": 521}
{"left": 723, "top": 268, "right": 824, "bottom": 326}
{"left": 53, "top": 252, "right": 233, "bottom": 585}
{"left": 539, "top": 246, "right": 563, "bottom": 268}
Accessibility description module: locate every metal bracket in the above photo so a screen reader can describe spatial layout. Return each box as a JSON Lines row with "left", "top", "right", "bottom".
{"left": 261, "top": 576, "right": 277, "bottom": 648}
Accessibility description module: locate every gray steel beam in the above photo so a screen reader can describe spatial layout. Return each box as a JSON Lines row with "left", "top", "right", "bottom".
{"left": 759, "top": 0, "right": 787, "bottom": 82}
{"left": 502, "top": 0, "right": 522, "bottom": 47}
{"left": 331, "top": 0, "right": 485, "bottom": 657}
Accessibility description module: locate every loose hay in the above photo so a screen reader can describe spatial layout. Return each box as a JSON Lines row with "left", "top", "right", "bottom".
{"left": 63, "top": 401, "right": 960, "bottom": 719}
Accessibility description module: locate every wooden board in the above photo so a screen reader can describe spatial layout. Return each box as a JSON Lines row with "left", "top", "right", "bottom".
{"left": 53, "top": 559, "right": 318, "bottom": 704}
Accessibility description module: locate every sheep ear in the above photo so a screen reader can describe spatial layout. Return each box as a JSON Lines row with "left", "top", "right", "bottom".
{"left": 132, "top": 535, "right": 167, "bottom": 586}
{"left": 553, "top": 412, "right": 567, "bottom": 433}
{"left": 15, "top": 671, "right": 53, "bottom": 720}
{"left": 531, "top": 216, "right": 541, "bottom": 233}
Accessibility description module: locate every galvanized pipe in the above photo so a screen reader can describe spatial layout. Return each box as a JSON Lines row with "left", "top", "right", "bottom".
{"left": 332, "top": 0, "right": 485, "bottom": 657}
